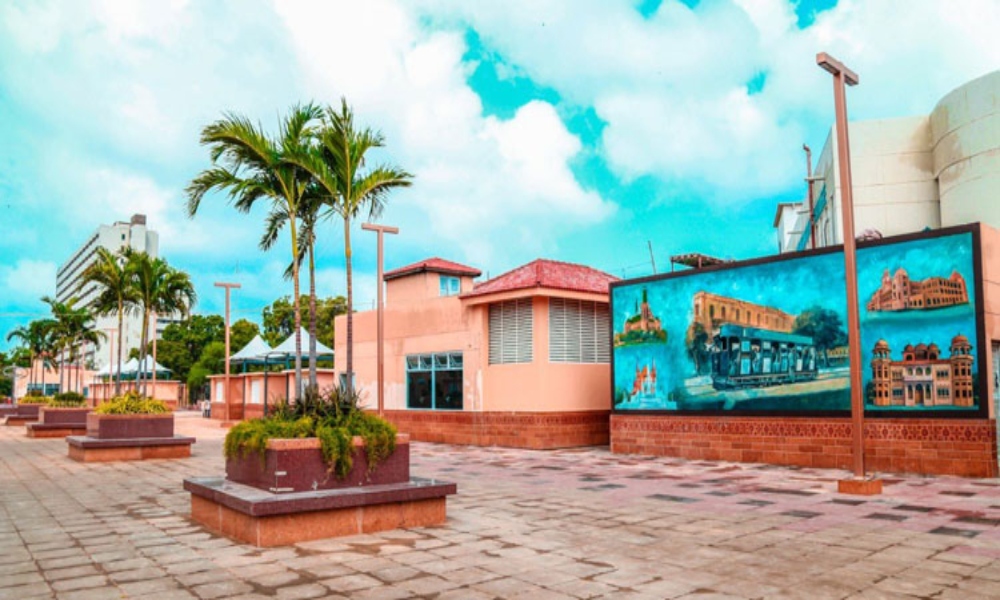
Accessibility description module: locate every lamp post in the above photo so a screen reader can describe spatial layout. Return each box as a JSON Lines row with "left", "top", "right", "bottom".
{"left": 361, "top": 222, "right": 399, "bottom": 417}
{"left": 215, "top": 282, "right": 241, "bottom": 421}
{"left": 103, "top": 327, "right": 116, "bottom": 403}
{"left": 150, "top": 311, "right": 158, "bottom": 403}
{"left": 817, "top": 53, "right": 876, "bottom": 490}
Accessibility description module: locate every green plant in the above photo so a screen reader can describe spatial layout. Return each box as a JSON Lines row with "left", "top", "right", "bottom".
{"left": 49, "top": 391, "right": 86, "bottom": 407}
{"left": 26, "top": 389, "right": 44, "bottom": 398}
{"left": 224, "top": 386, "right": 397, "bottom": 479}
{"left": 20, "top": 395, "right": 52, "bottom": 405}
{"left": 94, "top": 391, "right": 170, "bottom": 415}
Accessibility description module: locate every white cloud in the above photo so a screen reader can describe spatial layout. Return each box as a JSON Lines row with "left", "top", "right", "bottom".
{"left": 0, "top": 260, "right": 57, "bottom": 304}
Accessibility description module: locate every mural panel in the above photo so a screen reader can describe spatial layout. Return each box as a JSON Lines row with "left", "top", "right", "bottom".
{"left": 612, "top": 251, "right": 852, "bottom": 413}
{"left": 857, "top": 231, "right": 980, "bottom": 412}
{"left": 611, "top": 227, "right": 984, "bottom": 416}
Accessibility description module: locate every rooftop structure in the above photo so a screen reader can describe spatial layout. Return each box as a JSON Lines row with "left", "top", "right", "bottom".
{"left": 775, "top": 69, "right": 1000, "bottom": 253}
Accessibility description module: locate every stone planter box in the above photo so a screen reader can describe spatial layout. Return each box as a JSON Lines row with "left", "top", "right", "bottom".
{"left": 86, "top": 413, "right": 174, "bottom": 439}
{"left": 226, "top": 435, "right": 411, "bottom": 493}
{"left": 0, "top": 404, "right": 16, "bottom": 417}
{"left": 3, "top": 403, "right": 44, "bottom": 426}
{"left": 27, "top": 407, "right": 90, "bottom": 438}
{"left": 186, "top": 432, "right": 456, "bottom": 547}
{"left": 66, "top": 413, "right": 195, "bottom": 462}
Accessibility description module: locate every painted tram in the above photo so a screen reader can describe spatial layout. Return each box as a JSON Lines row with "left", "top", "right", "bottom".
{"left": 709, "top": 324, "right": 818, "bottom": 390}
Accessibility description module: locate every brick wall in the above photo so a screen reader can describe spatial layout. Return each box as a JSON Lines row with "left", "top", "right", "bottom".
{"left": 385, "top": 410, "right": 610, "bottom": 449}
{"left": 611, "top": 415, "right": 998, "bottom": 478}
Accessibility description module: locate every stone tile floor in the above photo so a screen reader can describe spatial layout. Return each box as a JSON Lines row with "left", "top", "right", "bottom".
{"left": 2, "top": 413, "right": 1000, "bottom": 599}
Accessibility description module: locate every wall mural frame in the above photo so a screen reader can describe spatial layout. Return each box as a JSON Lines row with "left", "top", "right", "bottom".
{"left": 609, "top": 223, "right": 988, "bottom": 420}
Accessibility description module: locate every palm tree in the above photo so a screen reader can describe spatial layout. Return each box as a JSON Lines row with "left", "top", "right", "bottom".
{"left": 187, "top": 103, "right": 322, "bottom": 400}
{"left": 6, "top": 319, "right": 54, "bottom": 393}
{"left": 45, "top": 298, "right": 105, "bottom": 393}
{"left": 289, "top": 98, "right": 412, "bottom": 393}
{"left": 80, "top": 247, "right": 138, "bottom": 396}
{"left": 66, "top": 308, "right": 105, "bottom": 394}
{"left": 262, "top": 189, "right": 325, "bottom": 390}
{"left": 41, "top": 296, "right": 73, "bottom": 392}
{"left": 126, "top": 250, "right": 196, "bottom": 395}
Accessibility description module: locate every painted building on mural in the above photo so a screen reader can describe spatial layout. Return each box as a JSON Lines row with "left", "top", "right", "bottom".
{"left": 333, "top": 257, "right": 617, "bottom": 449}
{"left": 870, "top": 336, "right": 975, "bottom": 408}
{"left": 866, "top": 268, "right": 968, "bottom": 312}
{"left": 691, "top": 291, "right": 796, "bottom": 335}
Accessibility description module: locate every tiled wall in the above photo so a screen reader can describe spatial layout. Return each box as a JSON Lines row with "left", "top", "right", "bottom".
{"left": 611, "top": 415, "right": 998, "bottom": 477}
{"left": 384, "top": 410, "right": 610, "bottom": 449}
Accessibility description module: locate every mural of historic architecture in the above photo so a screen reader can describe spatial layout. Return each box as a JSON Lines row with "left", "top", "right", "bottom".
{"left": 857, "top": 231, "right": 980, "bottom": 411}
{"left": 866, "top": 268, "right": 968, "bottom": 312}
{"left": 613, "top": 228, "right": 983, "bottom": 415}
{"left": 612, "top": 250, "right": 851, "bottom": 413}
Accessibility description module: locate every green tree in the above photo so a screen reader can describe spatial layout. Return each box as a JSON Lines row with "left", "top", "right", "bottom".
{"left": 6, "top": 319, "right": 57, "bottom": 395}
{"left": 80, "top": 247, "right": 139, "bottom": 395}
{"left": 196, "top": 341, "right": 227, "bottom": 374}
{"left": 792, "top": 306, "right": 847, "bottom": 367}
{"left": 162, "top": 315, "right": 225, "bottom": 365}
{"left": 152, "top": 339, "right": 194, "bottom": 383}
{"left": 289, "top": 99, "right": 412, "bottom": 393}
{"left": 187, "top": 103, "right": 323, "bottom": 400}
{"left": 126, "top": 250, "right": 196, "bottom": 394}
{"left": 262, "top": 295, "right": 344, "bottom": 349}
{"left": 231, "top": 319, "right": 261, "bottom": 354}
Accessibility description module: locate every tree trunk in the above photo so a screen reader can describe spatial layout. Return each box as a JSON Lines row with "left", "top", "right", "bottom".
{"left": 290, "top": 219, "right": 303, "bottom": 402}
{"left": 59, "top": 349, "right": 65, "bottom": 393}
{"left": 139, "top": 309, "right": 149, "bottom": 397}
{"left": 116, "top": 304, "right": 124, "bottom": 397}
{"left": 41, "top": 355, "right": 47, "bottom": 395}
{"left": 344, "top": 218, "right": 354, "bottom": 395}
{"left": 308, "top": 241, "right": 317, "bottom": 389}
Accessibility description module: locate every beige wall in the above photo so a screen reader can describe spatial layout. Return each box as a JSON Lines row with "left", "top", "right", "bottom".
{"left": 335, "top": 286, "right": 612, "bottom": 415}
{"left": 931, "top": 70, "right": 1000, "bottom": 229}
{"left": 979, "top": 224, "right": 1000, "bottom": 420}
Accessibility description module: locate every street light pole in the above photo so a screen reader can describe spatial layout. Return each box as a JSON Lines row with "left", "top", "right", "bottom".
{"left": 817, "top": 52, "right": 871, "bottom": 485}
{"left": 361, "top": 222, "right": 399, "bottom": 417}
{"left": 103, "top": 327, "right": 116, "bottom": 403}
{"left": 215, "top": 282, "right": 241, "bottom": 421}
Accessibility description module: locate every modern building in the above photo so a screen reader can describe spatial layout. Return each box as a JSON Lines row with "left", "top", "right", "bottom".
{"left": 866, "top": 268, "right": 969, "bottom": 312}
{"left": 775, "top": 69, "right": 1000, "bottom": 253}
{"left": 870, "top": 336, "right": 975, "bottom": 407}
{"left": 333, "top": 257, "right": 617, "bottom": 449}
{"left": 55, "top": 214, "right": 159, "bottom": 368}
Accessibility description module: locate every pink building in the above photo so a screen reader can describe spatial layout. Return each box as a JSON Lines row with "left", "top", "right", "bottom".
{"left": 335, "top": 257, "right": 616, "bottom": 449}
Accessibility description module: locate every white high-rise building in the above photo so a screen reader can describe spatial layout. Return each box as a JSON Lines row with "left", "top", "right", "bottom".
{"left": 55, "top": 214, "right": 160, "bottom": 369}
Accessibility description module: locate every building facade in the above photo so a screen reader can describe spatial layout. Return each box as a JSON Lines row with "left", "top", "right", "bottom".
{"left": 55, "top": 214, "right": 159, "bottom": 369}
{"left": 775, "top": 69, "right": 1000, "bottom": 253}
{"left": 866, "top": 268, "right": 969, "bottom": 312}
{"left": 691, "top": 291, "right": 795, "bottom": 335}
{"left": 871, "top": 336, "right": 975, "bottom": 407}
{"left": 333, "top": 257, "right": 616, "bottom": 449}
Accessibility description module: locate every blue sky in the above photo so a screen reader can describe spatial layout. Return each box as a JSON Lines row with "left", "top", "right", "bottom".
{"left": 2, "top": 0, "right": 999, "bottom": 349}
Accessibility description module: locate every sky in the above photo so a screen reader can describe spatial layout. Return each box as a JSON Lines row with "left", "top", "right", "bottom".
{"left": 2, "top": 0, "right": 1000, "bottom": 350}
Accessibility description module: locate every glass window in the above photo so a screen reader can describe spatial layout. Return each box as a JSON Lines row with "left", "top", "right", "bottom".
{"left": 406, "top": 352, "right": 463, "bottom": 410}
{"left": 439, "top": 275, "right": 461, "bottom": 296}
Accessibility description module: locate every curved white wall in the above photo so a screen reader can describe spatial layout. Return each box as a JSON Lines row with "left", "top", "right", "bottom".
{"left": 931, "top": 70, "right": 1000, "bottom": 228}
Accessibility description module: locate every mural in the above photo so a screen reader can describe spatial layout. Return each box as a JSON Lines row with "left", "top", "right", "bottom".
{"left": 611, "top": 228, "right": 983, "bottom": 415}
{"left": 612, "top": 251, "right": 852, "bottom": 412}
{"left": 857, "top": 231, "right": 979, "bottom": 411}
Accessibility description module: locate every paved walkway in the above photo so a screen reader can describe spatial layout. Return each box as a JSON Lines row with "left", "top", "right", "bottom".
{"left": 1, "top": 413, "right": 1000, "bottom": 599}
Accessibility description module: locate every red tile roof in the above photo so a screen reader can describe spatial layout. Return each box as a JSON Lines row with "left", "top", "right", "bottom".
{"left": 383, "top": 257, "right": 482, "bottom": 281}
{"left": 462, "top": 259, "right": 618, "bottom": 298}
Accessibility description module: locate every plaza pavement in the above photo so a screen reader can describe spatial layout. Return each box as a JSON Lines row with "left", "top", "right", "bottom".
{"left": 1, "top": 412, "right": 1000, "bottom": 600}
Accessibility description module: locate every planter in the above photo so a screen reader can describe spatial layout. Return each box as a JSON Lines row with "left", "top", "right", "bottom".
{"left": 226, "top": 435, "right": 410, "bottom": 493}
{"left": 0, "top": 404, "right": 16, "bottom": 417}
{"left": 186, "top": 432, "right": 456, "bottom": 547}
{"left": 27, "top": 407, "right": 90, "bottom": 438}
{"left": 67, "top": 412, "right": 194, "bottom": 462}
{"left": 3, "top": 403, "right": 43, "bottom": 426}
{"left": 86, "top": 413, "right": 174, "bottom": 439}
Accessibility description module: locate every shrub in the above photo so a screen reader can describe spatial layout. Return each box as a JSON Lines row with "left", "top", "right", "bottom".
{"left": 26, "top": 389, "right": 45, "bottom": 398}
{"left": 49, "top": 392, "right": 87, "bottom": 407}
{"left": 224, "top": 386, "right": 397, "bottom": 479}
{"left": 20, "top": 395, "right": 52, "bottom": 405}
{"left": 94, "top": 391, "right": 170, "bottom": 415}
